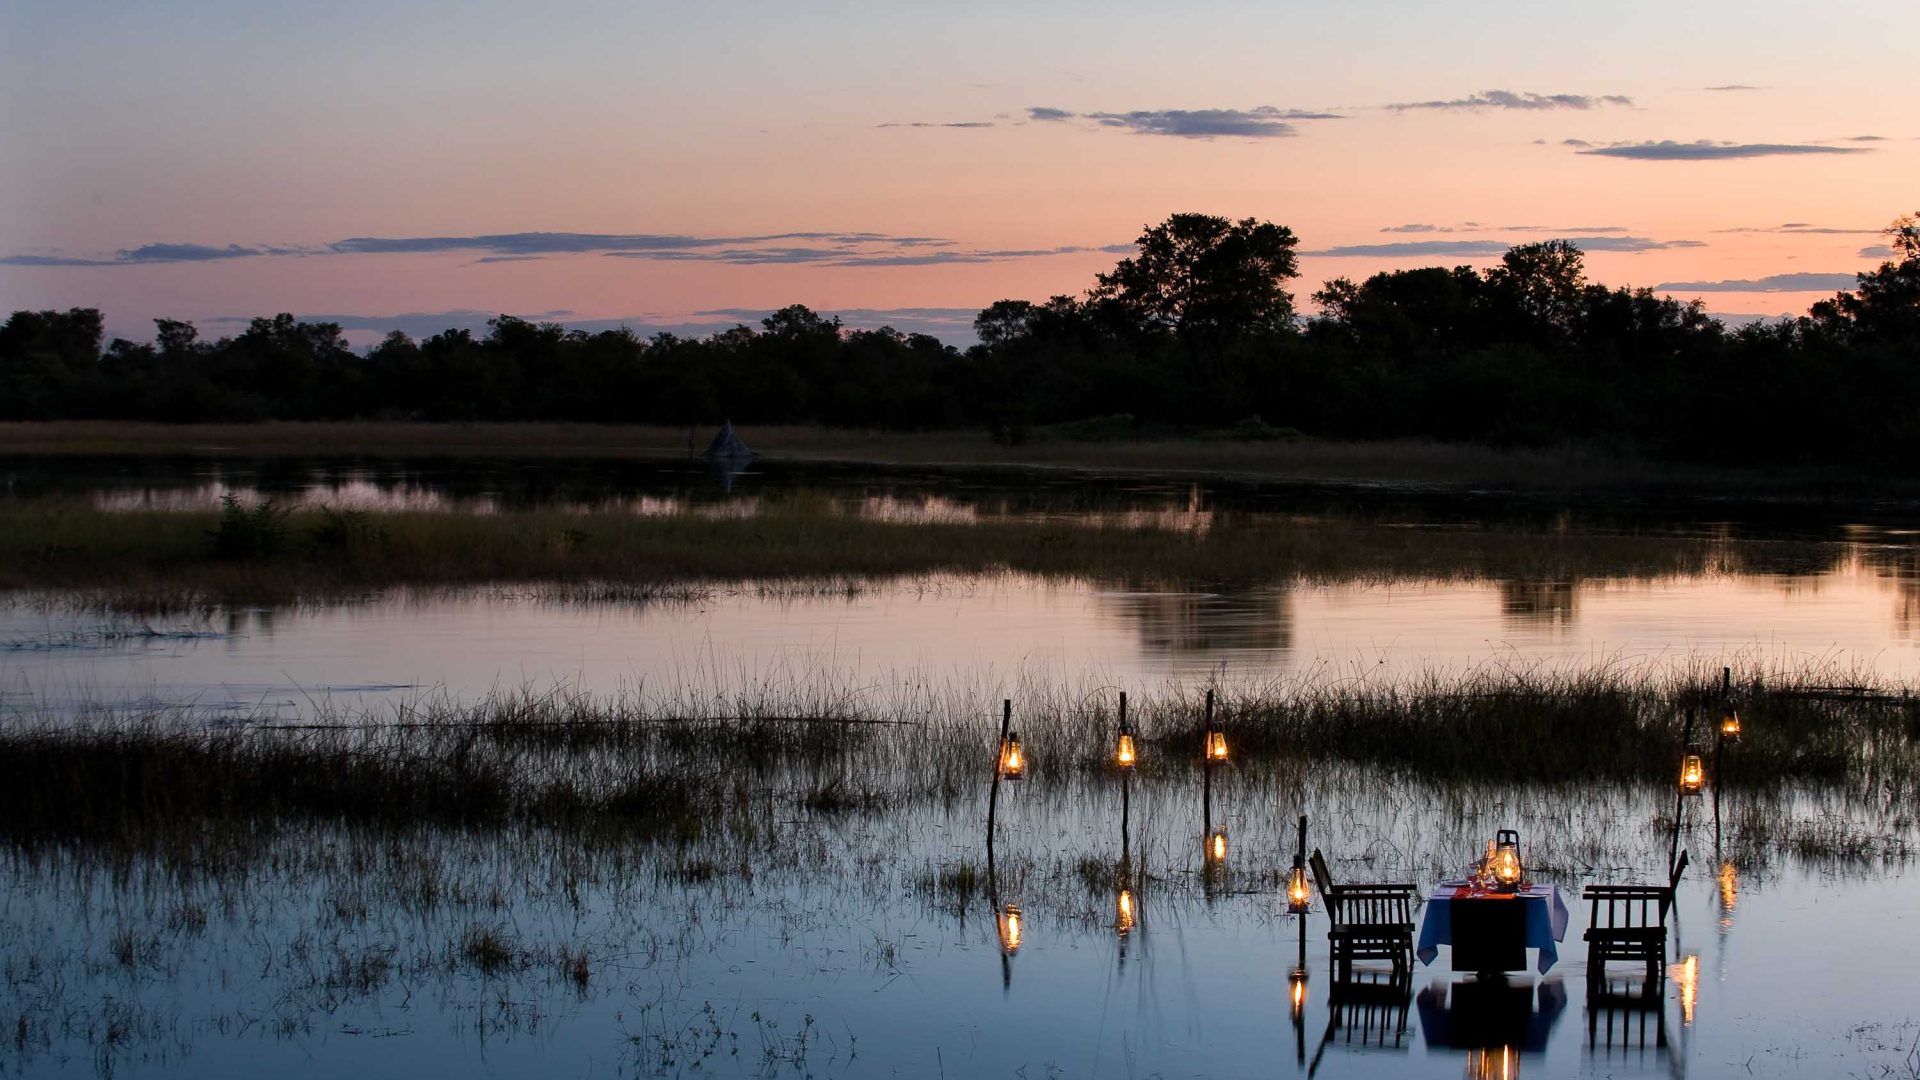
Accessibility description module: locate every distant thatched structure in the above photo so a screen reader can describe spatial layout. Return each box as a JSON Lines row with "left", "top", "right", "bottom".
{"left": 704, "top": 420, "right": 752, "bottom": 461}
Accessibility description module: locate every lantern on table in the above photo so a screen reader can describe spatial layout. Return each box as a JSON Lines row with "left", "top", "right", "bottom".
{"left": 997, "top": 903, "right": 1023, "bottom": 954}
{"left": 1492, "top": 828, "right": 1524, "bottom": 892}
{"left": 998, "top": 730, "right": 1026, "bottom": 780}
{"left": 1679, "top": 751, "right": 1705, "bottom": 796}
{"left": 1719, "top": 706, "right": 1742, "bottom": 743}
{"left": 1286, "top": 858, "right": 1311, "bottom": 914}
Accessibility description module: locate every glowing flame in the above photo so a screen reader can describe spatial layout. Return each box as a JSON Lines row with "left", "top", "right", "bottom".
{"left": 999, "top": 734, "right": 1025, "bottom": 779}
{"left": 1680, "top": 753, "right": 1705, "bottom": 794}
{"left": 1116, "top": 889, "right": 1135, "bottom": 935}
{"left": 1720, "top": 709, "right": 1742, "bottom": 741}
{"left": 1493, "top": 843, "right": 1523, "bottom": 888}
{"left": 1207, "top": 829, "right": 1228, "bottom": 864}
{"left": 1115, "top": 733, "right": 1137, "bottom": 769}
{"left": 1206, "top": 729, "right": 1229, "bottom": 763}
{"left": 1672, "top": 952, "right": 1699, "bottom": 1025}
{"left": 1286, "top": 865, "right": 1311, "bottom": 913}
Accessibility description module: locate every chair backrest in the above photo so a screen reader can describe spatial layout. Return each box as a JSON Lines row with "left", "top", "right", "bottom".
{"left": 1583, "top": 885, "right": 1672, "bottom": 932}
{"left": 1310, "top": 849, "right": 1335, "bottom": 905}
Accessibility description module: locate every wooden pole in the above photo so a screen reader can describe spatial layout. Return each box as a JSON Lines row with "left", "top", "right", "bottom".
{"left": 1296, "top": 814, "right": 1308, "bottom": 965}
{"left": 988, "top": 699, "right": 1009, "bottom": 880}
{"left": 1669, "top": 707, "right": 1693, "bottom": 880}
{"left": 1202, "top": 688, "right": 1215, "bottom": 838}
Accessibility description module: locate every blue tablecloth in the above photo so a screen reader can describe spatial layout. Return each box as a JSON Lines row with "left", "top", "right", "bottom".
{"left": 1416, "top": 883, "right": 1570, "bottom": 974}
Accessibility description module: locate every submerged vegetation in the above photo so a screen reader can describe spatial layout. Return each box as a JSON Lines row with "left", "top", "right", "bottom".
{"left": 0, "top": 489, "right": 1890, "bottom": 610}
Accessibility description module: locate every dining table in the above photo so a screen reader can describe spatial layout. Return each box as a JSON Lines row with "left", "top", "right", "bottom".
{"left": 1416, "top": 881, "right": 1570, "bottom": 974}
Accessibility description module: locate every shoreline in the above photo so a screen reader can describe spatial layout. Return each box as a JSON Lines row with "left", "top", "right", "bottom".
{"left": 0, "top": 420, "right": 1903, "bottom": 500}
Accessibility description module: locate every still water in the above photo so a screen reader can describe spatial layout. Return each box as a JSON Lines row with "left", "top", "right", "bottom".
{"left": 3, "top": 456, "right": 1918, "bottom": 1077}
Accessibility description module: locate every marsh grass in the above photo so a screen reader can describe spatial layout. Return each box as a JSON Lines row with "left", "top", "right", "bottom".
{"left": 0, "top": 491, "right": 1870, "bottom": 612}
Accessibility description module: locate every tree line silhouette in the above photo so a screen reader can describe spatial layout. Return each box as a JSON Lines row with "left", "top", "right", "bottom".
{"left": 3, "top": 212, "right": 1916, "bottom": 466}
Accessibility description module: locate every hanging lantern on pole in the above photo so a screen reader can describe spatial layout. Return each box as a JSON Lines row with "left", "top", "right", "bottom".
{"left": 1115, "top": 719, "right": 1137, "bottom": 771}
{"left": 1286, "top": 858, "right": 1311, "bottom": 914}
{"left": 1206, "top": 727, "right": 1228, "bottom": 764}
{"left": 998, "top": 729, "right": 1026, "bottom": 780}
{"left": 1679, "top": 750, "right": 1705, "bottom": 796}
{"left": 1719, "top": 706, "right": 1742, "bottom": 743}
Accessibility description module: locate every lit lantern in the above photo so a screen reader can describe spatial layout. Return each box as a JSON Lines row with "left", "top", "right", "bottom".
{"left": 1207, "top": 828, "right": 1228, "bottom": 865}
{"left": 998, "top": 730, "right": 1026, "bottom": 780}
{"left": 1720, "top": 707, "right": 1742, "bottom": 743}
{"left": 997, "top": 904, "right": 1023, "bottom": 954}
{"left": 1286, "top": 860, "right": 1311, "bottom": 914}
{"left": 1206, "top": 728, "right": 1229, "bottom": 764}
{"left": 1115, "top": 725, "right": 1137, "bottom": 771}
{"left": 1288, "top": 967, "right": 1308, "bottom": 1021}
{"left": 1679, "top": 752, "right": 1705, "bottom": 796}
{"left": 1492, "top": 829, "right": 1523, "bottom": 891}
{"left": 1115, "top": 889, "right": 1136, "bottom": 935}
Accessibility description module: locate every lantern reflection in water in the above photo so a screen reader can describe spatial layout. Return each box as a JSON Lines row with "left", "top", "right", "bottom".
{"left": 997, "top": 904, "right": 1023, "bottom": 954}
{"left": 1115, "top": 889, "right": 1136, "bottom": 935}
{"left": 1288, "top": 967, "right": 1308, "bottom": 1021}
{"left": 1679, "top": 752, "right": 1705, "bottom": 795}
{"left": 998, "top": 731, "right": 1026, "bottom": 780}
{"left": 1206, "top": 828, "right": 1228, "bottom": 865}
{"left": 1672, "top": 952, "right": 1699, "bottom": 1025}
{"left": 1718, "top": 861, "right": 1738, "bottom": 917}
{"left": 1466, "top": 1046, "right": 1520, "bottom": 1080}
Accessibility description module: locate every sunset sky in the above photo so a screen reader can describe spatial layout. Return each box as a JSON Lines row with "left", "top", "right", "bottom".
{"left": 3, "top": 0, "right": 1915, "bottom": 345}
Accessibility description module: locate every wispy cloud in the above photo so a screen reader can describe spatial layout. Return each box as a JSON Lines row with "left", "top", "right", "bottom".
{"left": 1572, "top": 140, "right": 1871, "bottom": 160}
{"left": 4, "top": 230, "right": 990, "bottom": 268}
{"left": 1389, "top": 89, "right": 1632, "bottom": 112}
{"left": 1305, "top": 236, "right": 1702, "bottom": 258}
{"left": 877, "top": 121, "right": 995, "bottom": 129}
{"left": 1713, "top": 222, "right": 1883, "bottom": 235}
{"left": 1380, "top": 223, "right": 1630, "bottom": 234}
{"left": 1, "top": 241, "right": 289, "bottom": 267}
{"left": 1655, "top": 272, "right": 1858, "bottom": 292}
{"left": 1703, "top": 84, "right": 1765, "bottom": 92}
{"left": 1024, "top": 105, "right": 1341, "bottom": 138}
{"left": 1858, "top": 245, "right": 1897, "bottom": 259}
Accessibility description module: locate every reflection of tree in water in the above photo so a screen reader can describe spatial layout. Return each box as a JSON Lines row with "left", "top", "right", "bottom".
{"left": 1101, "top": 586, "right": 1293, "bottom": 657}
{"left": 1499, "top": 579, "right": 1578, "bottom": 627}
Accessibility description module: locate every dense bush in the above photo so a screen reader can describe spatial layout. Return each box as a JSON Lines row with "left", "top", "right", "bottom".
{"left": 3, "top": 213, "right": 1916, "bottom": 467}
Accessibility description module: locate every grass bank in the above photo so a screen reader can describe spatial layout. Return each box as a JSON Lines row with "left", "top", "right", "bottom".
{"left": 0, "top": 492, "right": 1857, "bottom": 610}
{"left": 0, "top": 419, "right": 1891, "bottom": 495}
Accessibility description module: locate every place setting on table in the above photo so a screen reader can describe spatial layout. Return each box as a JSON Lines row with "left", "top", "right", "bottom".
{"left": 1416, "top": 829, "right": 1571, "bottom": 976}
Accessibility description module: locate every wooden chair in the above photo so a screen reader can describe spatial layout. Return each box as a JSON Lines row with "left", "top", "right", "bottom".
{"left": 1309, "top": 849, "right": 1417, "bottom": 979}
{"left": 1582, "top": 850, "right": 1688, "bottom": 989}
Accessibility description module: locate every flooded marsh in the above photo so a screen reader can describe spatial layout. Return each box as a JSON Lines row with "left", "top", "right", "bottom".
{"left": 4, "top": 454, "right": 1920, "bottom": 1077}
